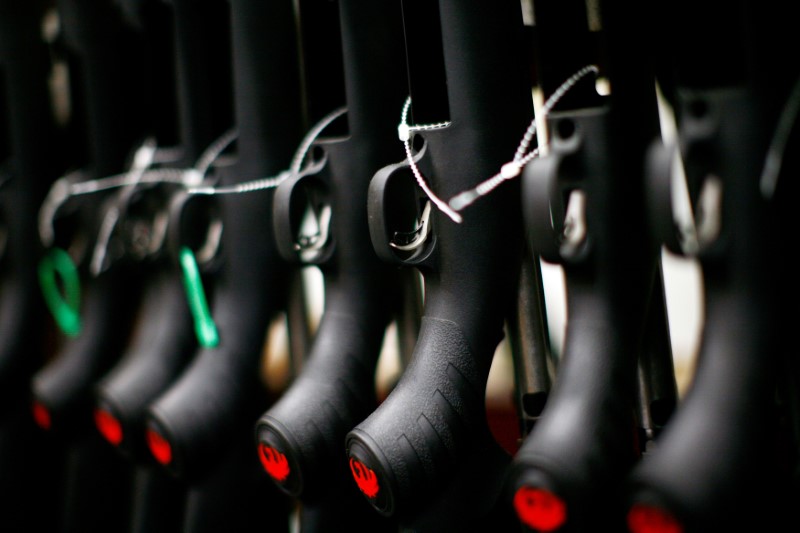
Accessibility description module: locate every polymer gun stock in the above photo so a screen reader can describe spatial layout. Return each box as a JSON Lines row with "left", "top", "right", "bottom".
{"left": 510, "top": 0, "right": 666, "bottom": 530}
{"left": 625, "top": 1, "right": 799, "bottom": 531}
{"left": 143, "top": 0, "right": 302, "bottom": 530}
{"left": 90, "top": 1, "right": 217, "bottom": 531}
{"left": 347, "top": 0, "right": 532, "bottom": 529}
{"left": 0, "top": 2, "right": 69, "bottom": 530}
{"left": 256, "top": 0, "right": 408, "bottom": 530}
{"left": 29, "top": 1, "right": 156, "bottom": 530}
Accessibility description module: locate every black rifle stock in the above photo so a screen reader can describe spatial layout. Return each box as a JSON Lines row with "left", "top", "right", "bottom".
{"left": 28, "top": 1, "right": 155, "bottom": 530}
{"left": 143, "top": 0, "right": 300, "bottom": 530}
{"left": 31, "top": 0, "right": 149, "bottom": 432}
{"left": 92, "top": 1, "right": 226, "bottom": 529}
{"left": 625, "top": 1, "right": 798, "bottom": 531}
{"left": 256, "top": 0, "right": 406, "bottom": 530}
{"left": 0, "top": 2, "right": 67, "bottom": 530}
{"left": 347, "top": 0, "right": 531, "bottom": 529}
{"left": 510, "top": 0, "right": 664, "bottom": 530}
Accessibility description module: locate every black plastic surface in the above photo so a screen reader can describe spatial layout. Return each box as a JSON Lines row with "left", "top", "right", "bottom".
{"left": 625, "top": 4, "right": 799, "bottom": 526}
{"left": 27, "top": 2, "right": 155, "bottom": 530}
{"left": 144, "top": 0, "right": 302, "bottom": 489}
{"left": 348, "top": 0, "right": 532, "bottom": 528}
{"left": 257, "top": 2, "right": 406, "bottom": 530}
{"left": 510, "top": 1, "right": 663, "bottom": 530}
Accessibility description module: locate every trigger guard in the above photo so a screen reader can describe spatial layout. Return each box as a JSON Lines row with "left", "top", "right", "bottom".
{"left": 273, "top": 161, "right": 333, "bottom": 265}
{"left": 523, "top": 154, "right": 566, "bottom": 265}
{"left": 646, "top": 142, "right": 685, "bottom": 256}
{"left": 368, "top": 154, "right": 436, "bottom": 267}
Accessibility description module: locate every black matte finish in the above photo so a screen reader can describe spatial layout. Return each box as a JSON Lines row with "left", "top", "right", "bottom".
{"left": 90, "top": 2, "right": 223, "bottom": 528}
{"left": 257, "top": 1, "right": 405, "bottom": 530}
{"left": 163, "top": 0, "right": 233, "bottom": 161}
{"left": 0, "top": 0, "right": 59, "bottom": 416}
{"left": 510, "top": 1, "right": 663, "bottom": 530}
{"left": 0, "top": 3, "right": 64, "bottom": 529}
{"left": 30, "top": 0, "right": 145, "bottom": 431}
{"left": 96, "top": 272, "right": 196, "bottom": 456}
{"left": 625, "top": 2, "right": 798, "bottom": 530}
{"left": 24, "top": 0, "right": 152, "bottom": 532}
{"left": 349, "top": 0, "right": 531, "bottom": 528}
{"left": 27, "top": 2, "right": 151, "bottom": 531}
{"left": 144, "top": 0, "right": 300, "bottom": 498}
{"left": 143, "top": 4, "right": 299, "bottom": 532}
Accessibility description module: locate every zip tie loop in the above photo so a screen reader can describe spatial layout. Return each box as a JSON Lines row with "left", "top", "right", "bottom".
{"left": 194, "top": 128, "right": 238, "bottom": 177}
{"left": 398, "top": 97, "right": 462, "bottom": 223}
{"left": 90, "top": 138, "right": 162, "bottom": 275}
{"left": 38, "top": 132, "right": 239, "bottom": 248}
{"left": 188, "top": 170, "right": 292, "bottom": 195}
{"left": 187, "top": 107, "right": 347, "bottom": 196}
{"left": 179, "top": 246, "right": 219, "bottom": 348}
{"left": 67, "top": 168, "right": 191, "bottom": 196}
{"left": 447, "top": 65, "right": 599, "bottom": 214}
{"left": 38, "top": 247, "right": 81, "bottom": 337}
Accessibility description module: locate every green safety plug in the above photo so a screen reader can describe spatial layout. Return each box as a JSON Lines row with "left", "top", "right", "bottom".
{"left": 38, "top": 247, "right": 82, "bottom": 337}
{"left": 179, "top": 246, "right": 219, "bottom": 348}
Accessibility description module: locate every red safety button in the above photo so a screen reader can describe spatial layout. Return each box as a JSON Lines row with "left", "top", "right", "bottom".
{"left": 146, "top": 428, "right": 172, "bottom": 465}
{"left": 627, "top": 504, "right": 684, "bottom": 533}
{"left": 32, "top": 401, "right": 51, "bottom": 430}
{"left": 513, "top": 486, "right": 567, "bottom": 532}
{"left": 349, "top": 457, "right": 380, "bottom": 499}
{"left": 94, "top": 408, "right": 123, "bottom": 446}
{"left": 258, "top": 444, "right": 290, "bottom": 482}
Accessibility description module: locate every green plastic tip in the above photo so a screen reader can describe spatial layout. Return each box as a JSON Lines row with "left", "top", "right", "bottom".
{"left": 179, "top": 246, "right": 219, "bottom": 348}
{"left": 38, "top": 247, "right": 82, "bottom": 337}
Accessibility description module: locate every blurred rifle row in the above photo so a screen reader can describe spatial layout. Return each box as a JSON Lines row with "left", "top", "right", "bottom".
{"left": 1, "top": 1, "right": 798, "bottom": 532}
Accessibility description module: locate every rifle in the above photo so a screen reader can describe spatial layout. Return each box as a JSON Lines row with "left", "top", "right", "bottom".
{"left": 255, "top": 0, "right": 409, "bottom": 530}
{"left": 0, "top": 2, "right": 69, "bottom": 530}
{"left": 88, "top": 1, "right": 213, "bottom": 531}
{"left": 347, "top": 0, "right": 532, "bottom": 529}
{"left": 142, "top": 0, "right": 303, "bottom": 529}
{"left": 509, "top": 0, "right": 667, "bottom": 530}
{"left": 625, "top": 1, "right": 799, "bottom": 530}
{"left": 28, "top": 1, "right": 159, "bottom": 529}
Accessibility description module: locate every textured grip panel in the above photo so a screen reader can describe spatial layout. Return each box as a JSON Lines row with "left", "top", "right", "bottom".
{"left": 95, "top": 272, "right": 196, "bottom": 458}
{"left": 256, "top": 310, "right": 386, "bottom": 498}
{"left": 346, "top": 316, "right": 490, "bottom": 517}
{"left": 31, "top": 270, "right": 138, "bottom": 433}
{"left": 510, "top": 307, "right": 640, "bottom": 531}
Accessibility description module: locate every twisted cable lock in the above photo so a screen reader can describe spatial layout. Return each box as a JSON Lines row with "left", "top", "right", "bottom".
{"left": 399, "top": 65, "right": 600, "bottom": 223}
{"left": 35, "top": 131, "right": 237, "bottom": 341}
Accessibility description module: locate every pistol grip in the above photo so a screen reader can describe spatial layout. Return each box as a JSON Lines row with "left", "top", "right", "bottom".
{"left": 346, "top": 317, "right": 498, "bottom": 518}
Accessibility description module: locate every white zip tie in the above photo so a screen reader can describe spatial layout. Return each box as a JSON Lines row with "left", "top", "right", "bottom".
{"left": 398, "top": 97, "right": 462, "bottom": 223}
{"left": 90, "top": 138, "right": 161, "bottom": 274}
{"left": 399, "top": 65, "right": 599, "bottom": 222}
{"left": 40, "top": 104, "right": 347, "bottom": 250}
{"left": 188, "top": 107, "right": 348, "bottom": 196}
{"left": 38, "top": 130, "right": 238, "bottom": 247}
{"left": 66, "top": 168, "right": 190, "bottom": 196}
{"left": 194, "top": 128, "right": 238, "bottom": 177}
{"left": 449, "top": 65, "right": 599, "bottom": 213}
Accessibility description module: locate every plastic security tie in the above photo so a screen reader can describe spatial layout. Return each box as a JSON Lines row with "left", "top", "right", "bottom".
{"left": 179, "top": 246, "right": 219, "bottom": 348}
{"left": 38, "top": 247, "right": 81, "bottom": 337}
